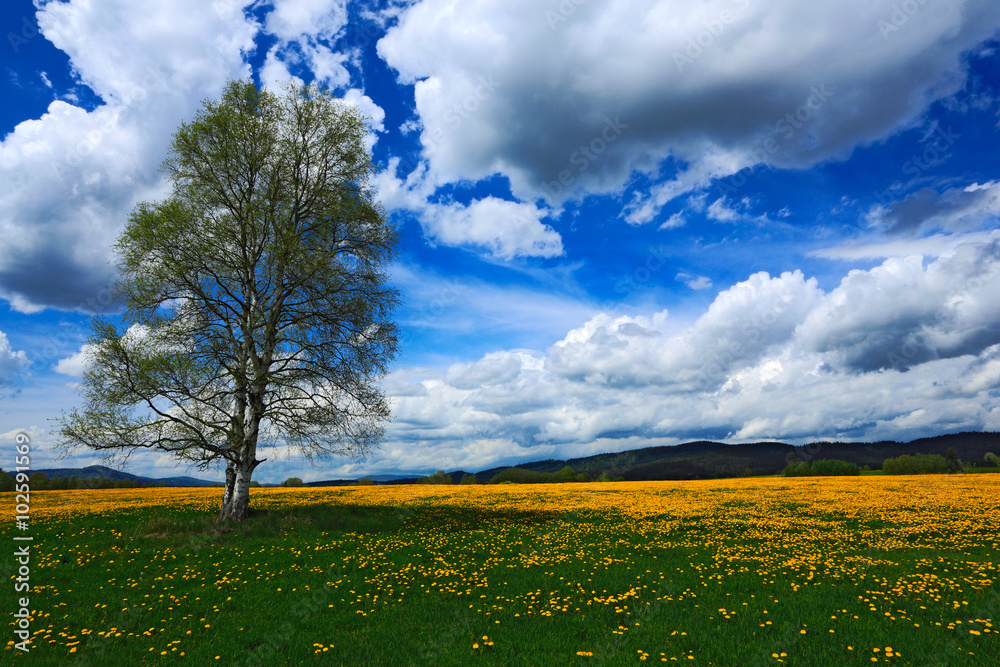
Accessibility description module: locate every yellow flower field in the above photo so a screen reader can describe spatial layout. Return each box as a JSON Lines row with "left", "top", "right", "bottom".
{"left": 6, "top": 475, "right": 999, "bottom": 664}
{"left": 27, "top": 473, "right": 1000, "bottom": 521}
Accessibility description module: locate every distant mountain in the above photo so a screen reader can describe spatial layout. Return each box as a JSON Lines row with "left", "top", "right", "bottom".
{"left": 467, "top": 432, "right": 1000, "bottom": 482}
{"left": 304, "top": 479, "right": 358, "bottom": 487}
{"left": 313, "top": 431, "right": 999, "bottom": 486}
{"left": 358, "top": 471, "right": 472, "bottom": 486}
{"left": 305, "top": 473, "right": 431, "bottom": 486}
{"left": 366, "top": 473, "right": 423, "bottom": 481}
{"left": 25, "top": 465, "right": 221, "bottom": 487}
{"left": 44, "top": 432, "right": 995, "bottom": 489}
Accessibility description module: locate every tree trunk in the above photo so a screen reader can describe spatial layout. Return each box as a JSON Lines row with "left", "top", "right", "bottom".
{"left": 217, "top": 458, "right": 257, "bottom": 522}
{"left": 218, "top": 461, "right": 236, "bottom": 521}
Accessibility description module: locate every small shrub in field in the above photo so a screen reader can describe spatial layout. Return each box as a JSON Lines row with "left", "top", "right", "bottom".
{"left": 782, "top": 461, "right": 811, "bottom": 477}
{"left": 882, "top": 453, "right": 951, "bottom": 475}
{"left": 421, "top": 470, "right": 453, "bottom": 484}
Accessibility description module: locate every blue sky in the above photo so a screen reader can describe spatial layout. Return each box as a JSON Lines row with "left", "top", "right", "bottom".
{"left": 2, "top": 0, "right": 999, "bottom": 483}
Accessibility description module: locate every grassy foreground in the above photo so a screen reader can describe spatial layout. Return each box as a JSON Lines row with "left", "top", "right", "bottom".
{"left": 3, "top": 477, "right": 998, "bottom": 666}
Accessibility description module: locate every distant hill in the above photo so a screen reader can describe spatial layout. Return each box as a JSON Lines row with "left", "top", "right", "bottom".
{"left": 322, "top": 431, "right": 1000, "bottom": 486}
{"left": 305, "top": 473, "right": 416, "bottom": 487}
{"left": 33, "top": 433, "right": 997, "bottom": 488}
{"left": 471, "top": 432, "right": 1000, "bottom": 482}
{"left": 21, "top": 465, "right": 221, "bottom": 487}
{"left": 304, "top": 479, "right": 358, "bottom": 487}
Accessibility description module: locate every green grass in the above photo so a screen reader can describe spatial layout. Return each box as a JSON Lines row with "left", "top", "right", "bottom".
{"left": 3, "top": 490, "right": 998, "bottom": 666}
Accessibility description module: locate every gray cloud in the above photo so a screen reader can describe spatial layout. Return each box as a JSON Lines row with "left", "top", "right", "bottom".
{"left": 873, "top": 181, "right": 1000, "bottom": 235}
{"left": 0, "top": 244, "right": 118, "bottom": 314}
{"left": 797, "top": 240, "right": 1000, "bottom": 371}
{"left": 378, "top": 0, "right": 1000, "bottom": 223}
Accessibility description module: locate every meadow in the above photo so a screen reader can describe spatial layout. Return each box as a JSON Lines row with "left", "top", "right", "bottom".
{"left": 3, "top": 476, "right": 998, "bottom": 666}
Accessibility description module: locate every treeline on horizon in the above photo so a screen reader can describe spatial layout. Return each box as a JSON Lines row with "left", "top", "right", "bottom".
{"left": 402, "top": 448, "right": 1000, "bottom": 485}
{"left": 411, "top": 466, "right": 622, "bottom": 485}
{"left": 782, "top": 449, "right": 998, "bottom": 477}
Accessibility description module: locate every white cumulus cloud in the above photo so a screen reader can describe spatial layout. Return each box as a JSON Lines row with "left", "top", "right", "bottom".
{"left": 378, "top": 0, "right": 1000, "bottom": 225}
{"left": 369, "top": 237, "right": 1000, "bottom": 469}
{"left": 0, "top": 331, "right": 31, "bottom": 391}
{"left": 54, "top": 344, "right": 98, "bottom": 378}
{"left": 374, "top": 158, "right": 564, "bottom": 259}
{"left": 0, "top": 0, "right": 258, "bottom": 312}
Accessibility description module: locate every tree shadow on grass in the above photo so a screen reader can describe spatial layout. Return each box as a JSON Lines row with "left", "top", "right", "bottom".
{"left": 129, "top": 501, "right": 583, "bottom": 551}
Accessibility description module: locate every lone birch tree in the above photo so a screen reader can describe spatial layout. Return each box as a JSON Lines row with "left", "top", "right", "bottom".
{"left": 57, "top": 79, "right": 399, "bottom": 521}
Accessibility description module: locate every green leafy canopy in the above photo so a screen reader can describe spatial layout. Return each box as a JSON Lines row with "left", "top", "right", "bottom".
{"left": 56, "top": 79, "right": 399, "bottom": 487}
